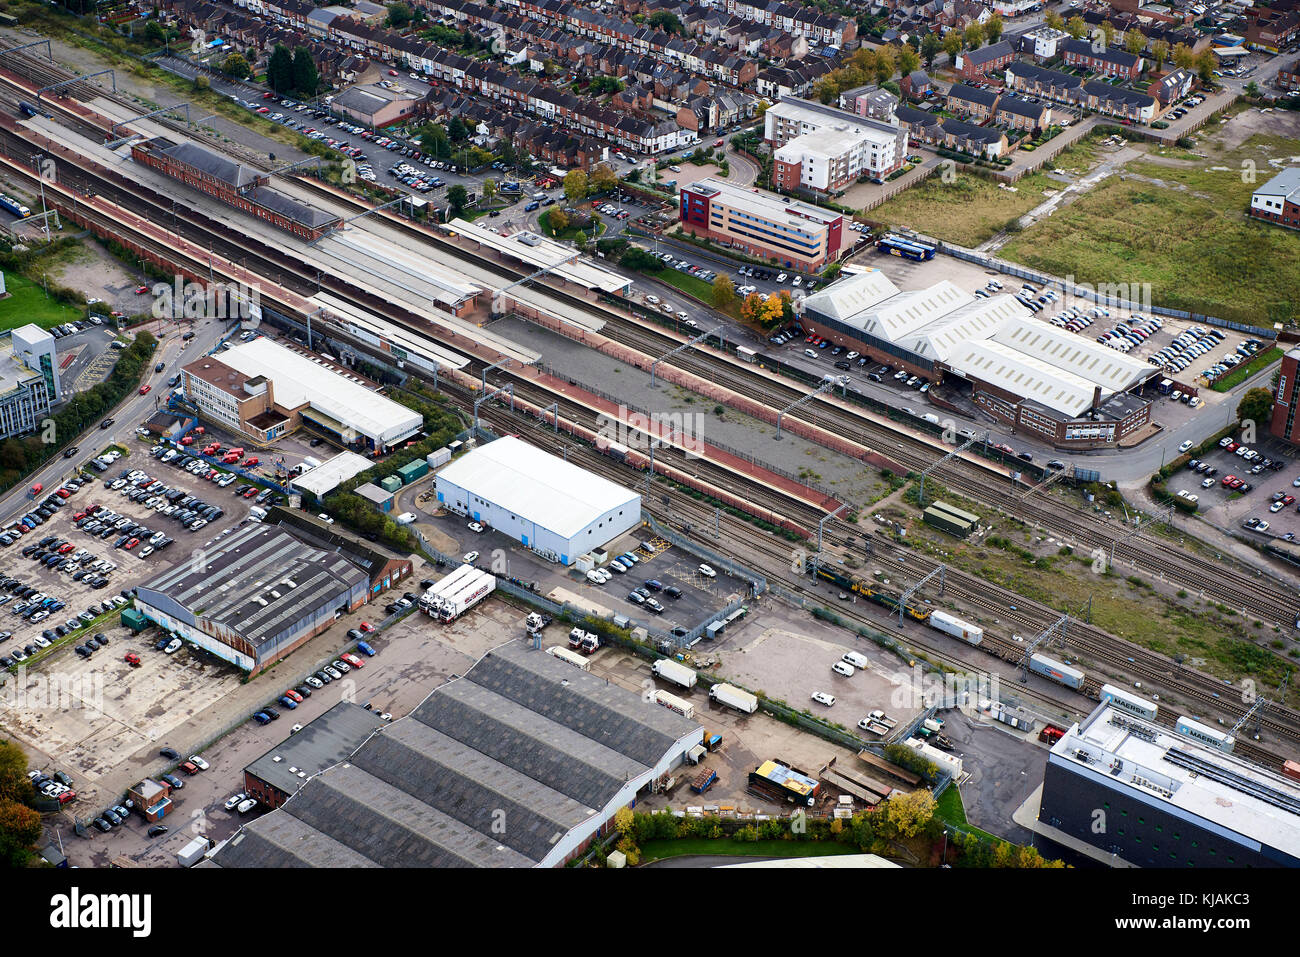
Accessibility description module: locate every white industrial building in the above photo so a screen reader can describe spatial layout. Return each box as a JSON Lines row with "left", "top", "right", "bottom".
{"left": 290, "top": 450, "right": 375, "bottom": 499}
{"left": 435, "top": 436, "right": 642, "bottom": 564}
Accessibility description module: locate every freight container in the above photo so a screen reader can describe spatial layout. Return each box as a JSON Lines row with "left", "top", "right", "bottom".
{"left": 652, "top": 658, "right": 698, "bottom": 689}
{"left": 1100, "top": 683, "right": 1158, "bottom": 720}
{"left": 928, "top": 610, "right": 983, "bottom": 646}
{"left": 436, "top": 569, "right": 495, "bottom": 621}
{"left": 547, "top": 645, "right": 591, "bottom": 671}
{"left": 379, "top": 475, "right": 403, "bottom": 494}
{"left": 1028, "top": 653, "right": 1085, "bottom": 690}
{"left": 426, "top": 447, "right": 452, "bottom": 469}
{"left": 1283, "top": 760, "right": 1300, "bottom": 783}
{"left": 396, "top": 459, "right": 428, "bottom": 484}
{"left": 653, "top": 689, "right": 695, "bottom": 720}
{"left": 177, "top": 836, "right": 213, "bottom": 868}
{"left": 709, "top": 682, "right": 757, "bottom": 714}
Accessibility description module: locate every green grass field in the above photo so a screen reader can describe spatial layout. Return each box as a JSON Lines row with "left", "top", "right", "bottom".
{"left": 638, "top": 837, "right": 862, "bottom": 863}
{"left": 0, "top": 271, "right": 83, "bottom": 330}
{"left": 1211, "top": 346, "right": 1283, "bottom": 392}
{"left": 999, "top": 132, "right": 1300, "bottom": 327}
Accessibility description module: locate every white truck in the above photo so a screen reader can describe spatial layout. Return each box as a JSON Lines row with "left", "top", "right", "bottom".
{"left": 709, "top": 682, "right": 758, "bottom": 714}
{"left": 651, "top": 658, "right": 698, "bottom": 690}
{"left": 419, "top": 564, "right": 478, "bottom": 615}
{"left": 177, "top": 836, "right": 213, "bottom": 868}
{"left": 436, "top": 568, "right": 495, "bottom": 621}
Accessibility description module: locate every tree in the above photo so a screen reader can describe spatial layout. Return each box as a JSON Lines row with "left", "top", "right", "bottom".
{"left": 546, "top": 207, "right": 569, "bottom": 233}
{"left": 419, "top": 122, "right": 449, "bottom": 158}
{"left": 1100, "top": 21, "right": 1117, "bottom": 47}
{"left": 1066, "top": 16, "right": 1087, "bottom": 39}
{"left": 712, "top": 274, "right": 735, "bottom": 308}
{"left": 1238, "top": 388, "right": 1274, "bottom": 427}
{"left": 739, "top": 291, "right": 765, "bottom": 323}
{"left": 985, "top": 14, "right": 1004, "bottom": 44}
{"left": 943, "top": 31, "right": 963, "bottom": 60}
{"left": 1151, "top": 39, "right": 1170, "bottom": 71}
{"left": 221, "top": 52, "right": 251, "bottom": 80}
{"left": 898, "top": 44, "right": 921, "bottom": 77}
{"left": 1194, "top": 49, "right": 1217, "bottom": 83}
{"left": 880, "top": 790, "right": 936, "bottom": 838}
{"left": 267, "top": 44, "right": 293, "bottom": 94}
{"left": 481, "top": 178, "right": 497, "bottom": 203}
{"left": 648, "top": 10, "right": 684, "bottom": 35}
{"left": 1045, "top": 10, "right": 1065, "bottom": 30}
{"left": 1125, "top": 29, "right": 1146, "bottom": 57}
{"left": 589, "top": 162, "right": 618, "bottom": 195}
{"left": 563, "top": 168, "right": 589, "bottom": 202}
{"left": 386, "top": 2, "right": 413, "bottom": 28}
{"left": 1172, "top": 43, "right": 1195, "bottom": 71}
{"left": 144, "top": 20, "right": 166, "bottom": 46}
{"left": 874, "top": 45, "right": 897, "bottom": 85}
{"left": 292, "top": 46, "right": 318, "bottom": 97}
{"left": 620, "top": 247, "right": 663, "bottom": 272}
{"left": 964, "top": 22, "right": 984, "bottom": 50}
{"left": 446, "top": 183, "right": 467, "bottom": 217}
{"left": 0, "top": 742, "right": 34, "bottom": 806}
{"left": 0, "top": 800, "right": 40, "bottom": 868}
{"left": 447, "top": 116, "right": 469, "bottom": 142}
{"left": 921, "top": 33, "right": 942, "bottom": 69}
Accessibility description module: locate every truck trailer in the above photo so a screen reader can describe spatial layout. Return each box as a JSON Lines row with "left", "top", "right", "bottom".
{"left": 177, "top": 836, "right": 213, "bottom": 868}
{"left": 420, "top": 564, "right": 478, "bottom": 615}
{"left": 651, "top": 658, "right": 698, "bottom": 689}
{"left": 709, "top": 682, "right": 758, "bottom": 714}
{"left": 436, "top": 569, "right": 495, "bottom": 621}
{"left": 547, "top": 645, "right": 591, "bottom": 672}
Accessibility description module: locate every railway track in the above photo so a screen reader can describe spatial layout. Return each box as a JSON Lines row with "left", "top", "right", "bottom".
{"left": 2, "top": 98, "right": 1295, "bottom": 757}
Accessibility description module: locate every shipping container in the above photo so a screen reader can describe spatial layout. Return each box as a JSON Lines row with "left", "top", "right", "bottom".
{"left": 396, "top": 459, "right": 429, "bottom": 484}
{"left": 547, "top": 645, "right": 591, "bottom": 672}
{"left": 1100, "top": 683, "right": 1159, "bottom": 721}
{"left": 1028, "top": 653, "right": 1085, "bottom": 690}
{"left": 1174, "top": 715, "right": 1235, "bottom": 753}
{"left": 426, "top": 447, "right": 452, "bottom": 469}
{"left": 652, "top": 658, "right": 698, "bottom": 689}
{"left": 1283, "top": 760, "right": 1300, "bottom": 783}
{"left": 653, "top": 689, "right": 695, "bottom": 720}
{"left": 177, "top": 836, "right": 213, "bottom": 868}
{"left": 928, "top": 610, "right": 983, "bottom": 645}
{"left": 379, "top": 475, "right": 403, "bottom": 493}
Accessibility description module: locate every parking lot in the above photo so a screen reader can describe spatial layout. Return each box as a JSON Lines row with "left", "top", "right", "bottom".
{"left": 1173, "top": 433, "right": 1300, "bottom": 538}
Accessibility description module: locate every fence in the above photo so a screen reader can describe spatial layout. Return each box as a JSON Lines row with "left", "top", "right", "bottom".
{"left": 859, "top": 162, "right": 939, "bottom": 212}
{"left": 643, "top": 513, "right": 766, "bottom": 594}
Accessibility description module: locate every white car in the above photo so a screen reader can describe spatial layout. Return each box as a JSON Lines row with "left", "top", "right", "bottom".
{"left": 189, "top": 755, "right": 209, "bottom": 771}
{"left": 236, "top": 798, "right": 257, "bottom": 814}
{"left": 1200, "top": 478, "right": 1215, "bottom": 489}
{"left": 811, "top": 691, "right": 836, "bottom": 707}
{"left": 164, "top": 638, "right": 182, "bottom": 654}
{"left": 776, "top": 273, "right": 788, "bottom": 283}
{"left": 467, "top": 522, "right": 485, "bottom": 533}
{"left": 463, "top": 551, "right": 479, "bottom": 564}
{"left": 224, "top": 793, "right": 246, "bottom": 811}
{"left": 585, "top": 569, "right": 607, "bottom": 584}
{"left": 832, "top": 661, "right": 855, "bottom": 677}
{"left": 1178, "top": 440, "right": 1194, "bottom": 453}
{"left": 698, "top": 563, "right": 716, "bottom": 578}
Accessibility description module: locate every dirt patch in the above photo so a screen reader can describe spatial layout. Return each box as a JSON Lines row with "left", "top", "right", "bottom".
{"left": 49, "top": 238, "right": 145, "bottom": 311}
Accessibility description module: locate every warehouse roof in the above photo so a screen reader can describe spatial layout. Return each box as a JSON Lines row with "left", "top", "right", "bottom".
{"left": 801, "top": 269, "right": 900, "bottom": 321}
{"left": 840, "top": 280, "right": 974, "bottom": 342}
{"left": 135, "top": 524, "right": 369, "bottom": 648}
{"left": 209, "top": 640, "right": 700, "bottom": 868}
{"left": 291, "top": 450, "right": 375, "bottom": 498}
{"left": 1255, "top": 166, "right": 1300, "bottom": 203}
{"left": 245, "top": 702, "right": 385, "bottom": 798}
{"left": 218, "top": 337, "right": 422, "bottom": 445}
{"left": 436, "top": 436, "right": 641, "bottom": 539}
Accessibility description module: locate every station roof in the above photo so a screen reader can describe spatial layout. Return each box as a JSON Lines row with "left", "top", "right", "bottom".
{"left": 218, "top": 337, "right": 422, "bottom": 445}
{"left": 446, "top": 218, "right": 629, "bottom": 299}
{"left": 435, "top": 436, "right": 641, "bottom": 539}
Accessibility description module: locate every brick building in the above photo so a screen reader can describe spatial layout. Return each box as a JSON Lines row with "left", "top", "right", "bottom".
{"left": 679, "top": 178, "right": 844, "bottom": 271}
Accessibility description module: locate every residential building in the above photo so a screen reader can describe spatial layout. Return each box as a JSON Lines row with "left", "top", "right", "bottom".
{"left": 1277, "top": 59, "right": 1300, "bottom": 92}
{"left": 1251, "top": 167, "right": 1300, "bottom": 230}
{"left": 953, "top": 40, "right": 1015, "bottom": 81}
{"left": 946, "top": 82, "right": 1000, "bottom": 122}
{"left": 1270, "top": 343, "right": 1300, "bottom": 444}
{"left": 679, "top": 177, "right": 845, "bottom": 271}
{"left": 1148, "top": 68, "right": 1195, "bottom": 106}
{"left": 1019, "top": 24, "right": 1070, "bottom": 60}
{"left": 765, "top": 96, "right": 908, "bottom": 190}
{"left": 1061, "top": 37, "right": 1144, "bottom": 79}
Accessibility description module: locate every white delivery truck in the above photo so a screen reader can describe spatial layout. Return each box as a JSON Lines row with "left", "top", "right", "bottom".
{"left": 709, "top": 682, "right": 758, "bottom": 714}
{"left": 651, "top": 658, "right": 698, "bottom": 689}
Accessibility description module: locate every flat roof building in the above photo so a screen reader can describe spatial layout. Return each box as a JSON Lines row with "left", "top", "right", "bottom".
{"left": 435, "top": 436, "right": 641, "bottom": 565}
{"left": 764, "top": 97, "right": 908, "bottom": 193}
{"left": 333, "top": 84, "right": 422, "bottom": 129}
{"left": 0, "top": 326, "right": 55, "bottom": 440}
{"left": 1249, "top": 166, "right": 1300, "bottom": 230}
{"left": 133, "top": 522, "right": 371, "bottom": 675}
{"left": 680, "top": 178, "right": 845, "bottom": 272}
{"left": 244, "top": 701, "right": 386, "bottom": 809}
{"left": 1038, "top": 703, "right": 1300, "bottom": 867}
{"left": 208, "top": 641, "right": 702, "bottom": 867}
{"left": 290, "top": 450, "right": 376, "bottom": 499}
{"left": 184, "top": 337, "right": 422, "bottom": 451}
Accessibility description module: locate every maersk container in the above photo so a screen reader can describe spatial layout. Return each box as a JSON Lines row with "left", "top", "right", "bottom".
{"left": 652, "top": 658, "right": 698, "bottom": 689}
{"left": 929, "top": 610, "right": 983, "bottom": 646}
{"left": 1029, "top": 653, "right": 1085, "bottom": 690}
{"left": 709, "top": 682, "right": 758, "bottom": 714}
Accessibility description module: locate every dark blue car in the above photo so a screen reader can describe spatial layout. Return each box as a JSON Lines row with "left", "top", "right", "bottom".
{"left": 357, "top": 640, "right": 376, "bottom": 657}
{"left": 252, "top": 711, "right": 272, "bottom": 725}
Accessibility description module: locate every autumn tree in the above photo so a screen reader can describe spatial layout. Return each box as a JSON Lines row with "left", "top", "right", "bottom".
{"left": 547, "top": 208, "right": 569, "bottom": 233}
{"left": 563, "top": 168, "right": 589, "bottom": 202}
{"left": 985, "top": 14, "right": 1003, "bottom": 44}
{"left": 1172, "top": 43, "right": 1195, "bottom": 70}
{"left": 739, "top": 291, "right": 765, "bottom": 324}
{"left": 1100, "top": 21, "right": 1117, "bottom": 46}
{"left": 921, "top": 33, "right": 942, "bottom": 68}
{"left": 1066, "top": 16, "right": 1087, "bottom": 39}
{"left": 1124, "top": 29, "right": 1146, "bottom": 56}
{"left": 589, "top": 162, "right": 619, "bottom": 194}
{"left": 898, "top": 44, "right": 921, "bottom": 77}
{"left": 881, "top": 789, "right": 936, "bottom": 838}
{"left": 943, "top": 31, "right": 963, "bottom": 60}
{"left": 964, "top": 22, "right": 984, "bottom": 50}
{"left": 874, "top": 44, "right": 897, "bottom": 85}
{"left": 1151, "top": 39, "right": 1170, "bottom": 71}
{"left": 712, "top": 274, "right": 736, "bottom": 308}
{"left": 1046, "top": 10, "right": 1065, "bottom": 30}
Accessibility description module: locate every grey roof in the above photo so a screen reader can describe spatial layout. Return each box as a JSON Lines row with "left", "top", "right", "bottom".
{"left": 1083, "top": 80, "right": 1154, "bottom": 108}
{"left": 135, "top": 523, "right": 369, "bottom": 649}
{"left": 961, "top": 40, "right": 1014, "bottom": 67}
{"left": 1256, "top": 166, "right": 1300, "bottom": 202}
{"left": 209, "top": 641, "right": 700, "bottom": 868}
{"left": 162, "top": 141, "right": 261, "bottom": 189}
{"left": 1063, "top": 38, "right": 1140, "bottom": 69}
{"left": 245, "top": 702, "right": 385, "bottom": 798}
{"left": 997, "top": 95, "right": 1047, "bottom": 119}
{"left": 1007, "top": 61, "right": 1083, "bottom": 90}
{"left": 246, "top": 185, "right": 341, "bottom": 229}
{"left": 948, "top": 83, "right": 999, "bottom": 108}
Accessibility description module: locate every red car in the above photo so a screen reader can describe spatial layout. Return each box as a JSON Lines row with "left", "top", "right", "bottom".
{"left": 124, "top": 538, "right": 139, "bottom": 550}
{"left": 256, "top": 106, "right": 270, "bottom": 114}
{"left": 1225, "top": 441, "right": 1239, "bottom": 452}
{"left": 139, "top": 384, "right": 151, "bottom": 395}
{"left": 340, "top": 652, "right": 364, "bottom": 669}
{"left": 57, "top": 790, "right": 76, "bottom": 805}
{"left": 359, "top": 622, "right": 375, "bottom": 633}
{"left": 284, "top": 689, "right": 304, "bottom": 703}
{"left": 181, "top": 761, "right": 199, "bottom": 775}
{"left": 181, "top": 436, "right": 194, "bottom": 445}
{"left": 134, "top": 284, "right": 149, "bottom": 295}
{"left": 193, "top": 427, "right": 206, "bottom": 435}
{"left": 74, "top": 511, "right": 86, "bottom": 521}
{"left": 243, "top": 457, "right": 259, "bottom": 467}
{"left": 125, "top": 652, "right": 141, "bottom": 667}
{"left": 262, "top": 91, "right": 274, "bottom": 99}
{"left": 388, "top": 69, "right": 398, "bottom": 76}
{"left": 58, "top": 543, "right": 75, "bottom": 554}
{"left": 242, "top": 488, "right": 258, "bottom": 498}
{"left": 56, "top": 489, "right": 71, "bottom": 499}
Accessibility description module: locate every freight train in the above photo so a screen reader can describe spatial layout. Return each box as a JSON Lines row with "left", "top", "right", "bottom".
{"left": 814, "top": 565, "right": 932, "bottom": 623}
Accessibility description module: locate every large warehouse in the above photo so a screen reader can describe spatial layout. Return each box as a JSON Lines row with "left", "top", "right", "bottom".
{"left": 800, "top": 269, "right": 1155, "bottom": 448}
{"left": 208, "top": 641, "right": 703, "bottom": 867}
{"left": 133, "top": 523, "right": 370, "bottom": 675}
{"left": 1037, "top": 703, "right": 1300, "bottom": 867}
{"left": 183, "top": 337, "right": 423, "bottom": 452}
{"left": 435, "top": 436, "right": 642, "bottom": 564}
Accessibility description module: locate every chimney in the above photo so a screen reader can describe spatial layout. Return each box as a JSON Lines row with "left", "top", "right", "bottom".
{"left": 1091, "top": 385, "right": 1102, "bottom": 420}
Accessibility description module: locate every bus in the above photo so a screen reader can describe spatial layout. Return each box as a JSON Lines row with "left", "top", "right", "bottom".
{"left": 877, "top": 234, "right": 936, "bottom": 261}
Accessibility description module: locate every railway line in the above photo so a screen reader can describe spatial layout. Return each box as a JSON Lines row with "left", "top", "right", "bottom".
{"left": 0, "top": 91, "right": 1294, "bottom": 757}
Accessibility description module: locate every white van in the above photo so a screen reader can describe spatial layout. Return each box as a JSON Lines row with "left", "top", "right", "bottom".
{"left": 832, "top": 661, "right": 855, "bottom": 677}
{"left": 842, "top": 651, "right": 869, "bottom": 669}
{"left": 248, "top": 506, "right": 267, "bottom": 522}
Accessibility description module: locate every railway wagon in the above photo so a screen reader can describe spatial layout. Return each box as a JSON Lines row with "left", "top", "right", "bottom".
{"left": 1174, "top": 715, "right": 1235, "bottom": 754}
{"left": 1100, "top": 683, "right": 1158, "bottom": 721}
{"left": 813, "top": 565, "right": 932, "bottom": 623}
{"left": 1028, "top": 653, "right": 1085, "bottom": 690}
{"left": 1284, "top": 760, "right": 1300, "bottom": 783}
{"left": 929, "top": 610, "right": 982, "bottom": 646}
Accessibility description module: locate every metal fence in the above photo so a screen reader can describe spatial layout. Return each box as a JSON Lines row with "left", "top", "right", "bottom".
{"left": 643, "top": 513, "right": 766, "bottom": 594}
{"left": 937, "top": 243, "right": 1277, "bottom": 338}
